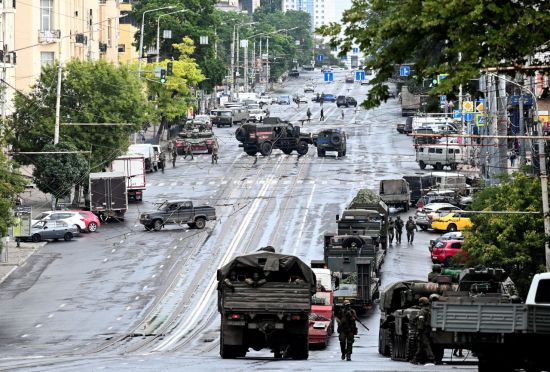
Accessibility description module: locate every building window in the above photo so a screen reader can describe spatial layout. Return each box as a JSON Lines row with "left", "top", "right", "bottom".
{"left": 107, "top": 19, "right": 112, "bottom": 47}
{"left": 118, "top": 44, "right": 126, "bottom": 53}
{"left": 40, "top": 0, "right": 53, "bottom": 31}
{"left": 40, "top": 51, "right": 54, "bottom": 66}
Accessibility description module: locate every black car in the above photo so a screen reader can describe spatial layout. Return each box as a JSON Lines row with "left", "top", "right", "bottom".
{"left": 336, "top": 96, "right": 357, "bottom": 108}
{"left": 314, "top": 129, "right": 347, "bottom": 157}
{"left": 289, "top": 69, "right": 300, "bottom": 78}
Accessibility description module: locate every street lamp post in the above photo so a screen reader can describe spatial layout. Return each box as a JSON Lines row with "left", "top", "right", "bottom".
{"left": 234, "top": 22, "right": 256, "bottom": 95}
{"left": 156, "top": 9, "right": 187, "bottom": 63}
{"left": 138, "top": 6, "right": 175, "bottom": 78}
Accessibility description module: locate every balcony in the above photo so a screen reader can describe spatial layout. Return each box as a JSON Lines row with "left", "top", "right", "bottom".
{"left": 38, "top": 29, "right": 61, "bottom": 44}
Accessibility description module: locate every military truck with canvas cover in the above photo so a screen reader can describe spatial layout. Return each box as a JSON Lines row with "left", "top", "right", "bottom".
{"left": 323, "top": 234, "right": 381, "bottom": 312}
{"left": 217, "top": 251, "right": 316, "bottom": 359}
{"left": 234, "top": 117, "right": 314, "bottom": 156}
{"left": 379, "top": 179, "right": 411, "bottom": 211}
{"left": 343, "top": 189, "right": 389, "bottom": 249}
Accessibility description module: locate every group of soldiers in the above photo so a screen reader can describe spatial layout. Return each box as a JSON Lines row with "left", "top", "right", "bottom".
{"left": 387, "top": 215, "right": 419, "bottom": 244}
{"left": 157, "top": 140, "right": 219, "bottom": 172}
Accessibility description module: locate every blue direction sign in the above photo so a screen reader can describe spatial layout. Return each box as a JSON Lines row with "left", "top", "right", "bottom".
{"left": 355, "top": 70, "right": 365, "bottom": 81}
{"left": 400, "top": 65, "right": 411, "bottom": 77}
{"left": 464, "top": 113, "right": 474, "bottom": 122}
{"left": 352, "top": 47, "right": 359, "bottom": 54}
{"left": 324, "top": 71, "right": 334, "bottom": 82}
{"left": 439, "top": 95, "right": 447, "bottom": 103}
{"left": 316, "top": 54, "right": 324, "bottom": 62}
{"left": 453, "top": 109, "right": 462, "bottom": 120}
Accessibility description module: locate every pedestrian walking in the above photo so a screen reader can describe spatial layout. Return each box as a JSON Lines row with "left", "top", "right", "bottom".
{"left": 320, "top": 108, "right": 325, "bottom": 121}
{"left": 139, "top": 129, "right": 146, "bottom": 143}
{"left": 336, "top": 300, "right": 357, "bottom": 361}
{"left": 184, "top": 142, "right": 194, "bottom": 160}
{"left": 171, "top": 148, "right": 177, "bottom": 168}
{"left": 411, "top": 297, "right": 435, "bottom": 365}
{"left": 395, "top": 216, "right": 404, "bottom": 243}
{"left": 510, "top": 149, "right": 517, "bottom": 167}
{"left": 388, "top": 217, "right": 395, "bottom": 244}
{"left": 211, "top": 142, "right": 219, "bottom": 164}
{"left": 306, "top": 107, "right": 312, "bottom": 123}
{"left": 406, "top": 216, "right": 418, "bottom": 244}
{"left": 159, "top": 151, "right": 166, "bottom": 173}
{"left": 341, "top": 109, "right": 345, "bottom": 120}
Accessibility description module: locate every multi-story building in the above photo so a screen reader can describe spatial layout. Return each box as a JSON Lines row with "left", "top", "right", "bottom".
{"left": 118, "top": 0, "right": 138, "bottom": 65}
{"left": 282, "top": 0, "right": 334, "bottom": 30}
{"left": 0, "top": 1, "right": 16, "bottom": 116}
{"left": 216, "top": 0, "right": 260, "bottom": 14}
{"left": 14, "top": 0, "right": 121, "bottom": 93}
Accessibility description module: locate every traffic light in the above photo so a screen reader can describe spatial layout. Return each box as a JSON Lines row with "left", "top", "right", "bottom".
{"left": 160, "top": 68, "right": 166, "bottom": 84}
{"left": 167, "top": 62, "right": 173, "bottom": 76}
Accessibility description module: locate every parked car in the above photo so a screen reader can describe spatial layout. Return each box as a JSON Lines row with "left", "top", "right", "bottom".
{"left": 336, "top": 96, "right": 357, "bottom": 108}
{"left": 415, "top": 189, "right": 458, "bottom": 209}
{"left": 28, "top": 220, "right": 80, "bottom": 242}
{"left": 431, "top": 211, "right": 473, "bottom": 232}
{"left": 431, "top": 239, "right": 466, "bottom": 266}
{"left": 345, "top": 75, "right": 354, "bottom": 83}
{"left": 293, "top": 95, "right": 308, "bottom": 104}
{"left": 33, "top": 211, "right": 88, "bottom": 232}
{"left": 320, "top": 94, "right": 337, "bottom": 102}
{"left": 277, "top": 95, "right": 292, "bottom": 105}
{"left": 308, "top": 313, "right": 332, "bottom": 347}
{"left": 304, "top": 84, "right": 315, "bottom": 93}
{"left": 429, "top": 231, "right": 464, "bottom": 252}
{"left": 248, "top": 108, "right": 266, "bottom": 122}
{"left": 414, "top": 202, "right": 460, "bottom": 231}
{"left": 66, "top": 210, "right": 101, "bottom": 232}
{"left": 289, "top": 69, "right": 300, "bottom": 77}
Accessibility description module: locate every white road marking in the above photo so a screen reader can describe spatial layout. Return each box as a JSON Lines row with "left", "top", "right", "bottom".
{"left": 111, "top": 249, "right": 116, "bottom": 253}
{"left": 158, "top": 183, "right": 165, "bottom": 187}
{"left": 135, "top": 296, "right": 140, "bottom": 300}
{"left": 21, "top": 334, "right": 28, "bottom": 338}
{"left": 108, "top": 326, "right": 113, "bottom": 331}
{"left": 59, "top": 304, "right": 66, "bottom": 308}
{"left": 143, "top": 285, "right": 148, "bottom": 290}
{"left": 152, "top": 274, "right": 156, "bottom": 278}
{"left": 126, "top": 306, "right": 131, "bottom": 311}
{"left": 48, "top": 314, "right": 54, "bottom": 318}
{"left": 103, "top": 258, "right": 108, "bottom": 263}
{"left": 159, "top": 265, "right": 164, "bottom": 269}
{"left": 294, "top": 184, "right": 317, "bottom": 256}
{"left": 35, "top": 324, "right": 42, "bottom": 328}
{"left": 117, "top": 317, "right": 122, "bottom": 321}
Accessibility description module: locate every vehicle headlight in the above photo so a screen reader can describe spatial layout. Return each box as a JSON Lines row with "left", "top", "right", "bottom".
{"left": 142, "top": 214, "right": 149, "bottom": 219}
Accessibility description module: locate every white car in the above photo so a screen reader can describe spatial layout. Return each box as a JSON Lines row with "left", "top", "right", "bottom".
{"left": 304, "top": 84, "right": 315, "bottom": 93}
{"left": 33, "top": 211, "right": 87, "bottom": 232}
{"left": 248, "top": 108, "right": 266, "bottom": 122}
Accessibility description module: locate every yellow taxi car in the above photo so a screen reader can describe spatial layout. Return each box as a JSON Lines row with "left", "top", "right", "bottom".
{"left": 431, "top": 212, "right": 473, "bottom": 232}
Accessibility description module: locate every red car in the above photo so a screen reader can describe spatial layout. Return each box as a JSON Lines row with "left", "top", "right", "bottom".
{"left": 67, "top": 210, "right": 101, "bottom": 232}
{"left": 431, "top": 239, "right": 466, "bottom": 266}
{"left": 308, "top": 313, "right": 333, "bottom": 348}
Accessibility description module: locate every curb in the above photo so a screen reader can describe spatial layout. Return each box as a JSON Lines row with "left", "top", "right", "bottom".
{"left": 0, "top": 241, "right": 47, "bottom": 285}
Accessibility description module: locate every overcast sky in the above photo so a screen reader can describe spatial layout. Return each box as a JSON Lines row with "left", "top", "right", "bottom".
{"left": 335, "top": 0, "right": 353, "bottom": 22}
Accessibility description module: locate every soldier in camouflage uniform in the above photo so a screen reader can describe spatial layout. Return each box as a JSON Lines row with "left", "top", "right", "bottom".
{"left": 336, "top": 300, "right": 358, "bottom": 361}
{"left": 412, "top": 297, "right": 435, "bottom": 365}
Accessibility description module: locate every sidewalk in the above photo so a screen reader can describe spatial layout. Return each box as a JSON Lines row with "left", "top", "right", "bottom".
{"left": 0, "top": 240, "right": 47, "bottom": 285}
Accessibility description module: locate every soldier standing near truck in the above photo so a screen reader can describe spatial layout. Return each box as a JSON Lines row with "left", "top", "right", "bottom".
{"left": 406, "top": 216, "right": 418, "bottom": 244}
{"left": 412, "top": 297, "right": 435, "bottom": 365}
{"left": 388, "top": 217, "right": 395, "bottom": 244}
{"left": 336, "top": 300, "right": 358, "bottom": 361}
{"left": 394, "top": 216, "right": 404, "bottom": 244}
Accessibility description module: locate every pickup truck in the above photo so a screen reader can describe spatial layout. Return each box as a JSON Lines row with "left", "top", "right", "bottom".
{"left": 139, "top": 200, "right": 216, "bottom": 231}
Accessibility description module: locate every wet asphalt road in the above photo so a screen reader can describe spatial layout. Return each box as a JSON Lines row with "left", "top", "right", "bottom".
{"left": 0, "top": 70, "right": 475, "bottom": 371}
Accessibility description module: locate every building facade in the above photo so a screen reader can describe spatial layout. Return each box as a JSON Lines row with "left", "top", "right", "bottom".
{"left": 14, "top": 0, "right": 121, "bottom": 93}
{"left": 118, "top": 0, "right": 138, "bottom": 65}
{"left": 282, "top": 0, "right": 334, "bottom": 30}
{"left": 0, "top": 1, "right": 16, "bottom": 116}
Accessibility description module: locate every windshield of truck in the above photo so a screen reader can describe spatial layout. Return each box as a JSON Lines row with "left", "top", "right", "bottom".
{"left": 339, "top": 221, "right": 381, "bottom": 231}
{"left": 212, "top": 111, "right": 231, "bottom": 117}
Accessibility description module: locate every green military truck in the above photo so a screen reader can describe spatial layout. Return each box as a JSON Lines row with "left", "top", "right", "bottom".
{"left": 341, "top": 189, "right": 390, "bottom": 249}
{"left": 217, "top": 250, "right": 316, "bottom": 359}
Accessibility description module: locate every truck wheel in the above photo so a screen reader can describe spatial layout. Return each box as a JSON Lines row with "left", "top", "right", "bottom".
{"left": 187, "top": 223, "right": 196, "bottom": 229}
{"left": 419, "top": 161, "right": 426, "bottom": 169}
{"left": 153, "top": 220, "right": 163, "bottom": 231}
{"left": 378, "top": 328, "right": 391, "bottom": 357}
{"left": 403, "top": 203, "right": 409, "bottom": 212}
{"left": 64, "top": 232, "right": 73, "bottom": 241}
{"left": 343, "top": 236, "right": 364, "bottom": 249}
{"left": 404, "top": 325, "right": 417, "bottom": 362}
{"left": 290, "top": 335, "right": 309, "bottom": 360}
{"left": 297, "top": 141, "right": 308, "bottom": 156}
{"left": 435, "top": 162, "right": 443, "bottom": 170}
{"left": 433, "top": 346, "right": 444, "bottom": 364}
{"left": 259, "top": 141, "right": 273, "bottom": 156}
{"left": 194, "top": 217, "right": 206, "bottom": 229}
{"left": 31, "top": 233, "right": 41, "bottom": 243}
{"left": 390, "top": 329, "right": 404, "bottom": 360}
{"left": 282, "top": 149, "right": 293, "bottom": 155}
{"left": 245, "top": 150, "right": 257, "bottom": 156}
{"left": 337, "top": 151, "right": 343, "bottom": 157}
{"left": 420, "top": 225, "right": 428, "bottom": 231}
{"left": 235, "top": 127, "right": 247, "bottom": 142}
{"left": 450, "top": 163, "right": 458, "bottom": 170}
{"left": 317, "top": 149, "right": 325, "bottom": 157}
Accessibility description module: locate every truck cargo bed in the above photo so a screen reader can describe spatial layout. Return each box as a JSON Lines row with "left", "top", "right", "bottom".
{"left": 221, "top": 283, "right": 312, "bottom": 313}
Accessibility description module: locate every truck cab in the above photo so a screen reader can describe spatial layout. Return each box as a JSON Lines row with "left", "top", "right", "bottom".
{"left": 525, "top": 272, "right": 550, "bottom": 306}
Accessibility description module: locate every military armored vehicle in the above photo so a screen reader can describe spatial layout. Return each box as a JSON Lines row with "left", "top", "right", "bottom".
{"left": 343, "top": 189, "right": 389, "bottom": 249}
{"left": 313, "top": 129, "right": 347, "bottom": 157}
{"left": 176, "top": 120, "right": 216, "bottom": 154}
{"left": 217, "top": 249, "right": 316, "bottom": 359}
{"left": 235, "top": 117, "right": 314, "bottom": 156}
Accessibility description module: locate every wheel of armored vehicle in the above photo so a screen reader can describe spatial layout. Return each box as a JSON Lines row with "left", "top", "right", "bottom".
{"left": 245, "top": 150, "right": 257, "bottom": 156}
{"left": 404, "top": 324, "right": 417, "bottom": 361}
{"left": 282, "top": 149, "right": 293, "bottom": 155}
{"left": 194, "top": 217, "right": 206, "bottom": 229}
{"left": 419, "top": 160, "right": 426, "bottom": 169}
{"left": 338, "top": 151, "right": 343, "bottom": 157}
{"left": 317, "top": 149, "right": 325, "bottom": 157}
{"left": 296, "top": 140, "right": 309, "bottom": 156}
{"left": 289, "top": 335, "right": 309, "bottom": 360}
{"left": 343, "top": 236, "right": 364, "bottom": 249}
{"left": 378, "top": 328, "right": 392, "bottom": 357}
{"left": 434, "top": 162, "right": 443, "bottom": 170}
{"left": 450, "top": 163, "right": 458, "bottom": 170}
{"left": 331, "top": 134, "right": 342, "bottom": 146}
{"left": 235, "top": 127, "right": 247, "bottom": 142}
{"left": 259, "top": 141, "right": 273, "bottom": 156}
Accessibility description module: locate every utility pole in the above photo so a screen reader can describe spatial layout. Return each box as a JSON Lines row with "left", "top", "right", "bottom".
{"left": 1, "top": 0, "right": 6, "bottom": 128}
{"left": 54, "top": 40, "right": 62, "bottom": 145}
{"left": 498, "top": 74, "right": 508, "bottom": 173}
{"left": 519, "top": 85, "right": 525, "bottom": 164}
{"left": 244, "top": 40, "right": 248, "bottom": 93}
{"left": 230, "top": 24, "right": 236, "bottom": 95}
{"left": 266, "top": 36, "right": 270, "bottom": 87}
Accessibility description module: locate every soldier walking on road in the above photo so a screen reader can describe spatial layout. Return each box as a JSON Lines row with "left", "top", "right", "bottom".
{"left": 159, "top": 151, "right": 166, "bottom": 173}
{"left": 406, "top": 216, "right": 418, "bottom": 244}
{"left": 388, "top": 217, "right": 395, "bottom": 244}
{"left": 336, "top": 300, "right": 358, "bottom": 361}
{"left": 320, "top": 108, "right": 325, "bottom": 121}
{"left": 184, "top": 142, "right": 194, "bottom": 160}
{"left": 306, "top": 107, "right": 312, "bottom": 123}
{"left": 171, "top": 148, "right": 177, "bottom": 168}
{"left": 411, "top": 297, "right": 436, "bottom": 365}
{"left": 395, "top": 216, "right": 404, "bottom": 243}
{"left": 211, "top": 142, "right": 219, "bottom": 164}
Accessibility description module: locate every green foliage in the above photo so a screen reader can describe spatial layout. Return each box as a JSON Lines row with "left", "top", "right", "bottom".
{"left": 32, "top": 143, "right": 88, "bottom": 207}
{"left": 463, "top": 173, "right": 547, "bottom": 297}
{"left": 143, "top": 38, "right": 205, "bottom": 121}
{"left": 318, "top": 0, "right": 550, "bottom": 108}
{"left": 0, "top": 151, "right": 27, "bottom": 240}
{"left": 132, "top": 0, "right": 224, "bottom": 88}
{"left": 11, "top": 60, "right": 147, "bottom": 170}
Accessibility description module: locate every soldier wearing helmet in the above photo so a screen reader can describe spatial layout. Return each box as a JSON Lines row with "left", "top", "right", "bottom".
{"left": 412, "top": 297, "right": 435, "bottom": 365}
{"left": 336, "top": 300, "right": 358, "bottom": 361}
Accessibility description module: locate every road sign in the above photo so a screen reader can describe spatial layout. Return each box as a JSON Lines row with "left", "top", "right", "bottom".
{"left": 355, "top": 70, "right": 365, "bottom": 81}
{"left": 476, "top": 101, "right": 484, "bottom": 112}
{"left": 439, "top": 95, "right": 447, "bottom": 103}
{"left": 316, "top": 54, "right": 324, "bottom": 62}
{"left": 464, "top": 113, "right": 474, "bottom": 122}
{"left": 437, "top": 74, "right": 449, "bottom": 84}
{"left": 453, "top": 109, "right": 462, "bottom": 120}
{"left": 400, "top": 65, "right": 411, "bottom": 77}
{"left": 475, "top": 114, "right": 486, "bottom": 126}
{"left": 324, "top": 71, "right": 334, "bottom": 82}
{"left": 463, "top": 101, "right": 474, "bottom": 112}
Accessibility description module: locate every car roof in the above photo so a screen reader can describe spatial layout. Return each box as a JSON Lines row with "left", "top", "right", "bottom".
{"left": 423, "top": 202, "right": 459, "bottom": 210}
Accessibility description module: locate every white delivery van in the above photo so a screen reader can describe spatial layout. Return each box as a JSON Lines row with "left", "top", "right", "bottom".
{"left": 415, "top": 144, "right": 466, "bottom": 170}
{"left": 128, "top": 144, "right": 156, "bottom": 172}
{"left": 429, "top": 171, "right": 470, "bottom": 195}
